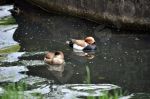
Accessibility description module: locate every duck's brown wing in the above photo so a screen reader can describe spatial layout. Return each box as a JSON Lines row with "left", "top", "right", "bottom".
{"left": 72, "top": 39, "right": 86, "bottom": 47}
{"left": 55, "top": 51, "right": 64, "bottom": 59}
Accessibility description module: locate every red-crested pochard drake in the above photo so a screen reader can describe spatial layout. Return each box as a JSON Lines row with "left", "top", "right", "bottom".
{"left": 66, "top": 36, "right": 96, "bottom": 51}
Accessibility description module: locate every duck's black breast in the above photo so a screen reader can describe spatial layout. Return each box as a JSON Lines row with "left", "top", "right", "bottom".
{"left": 83, "top": 44, "right": 96, "bottom": 51}
{"left": 68, "top": 41, "right": 73, "bottom": 48}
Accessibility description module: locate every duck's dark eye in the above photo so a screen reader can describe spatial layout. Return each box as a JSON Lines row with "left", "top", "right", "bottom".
{"left": 55, "top": 52, "right": 60, "bottom": 55}
{"left": 45, "top": 56, "right": 49, "bottom": 58}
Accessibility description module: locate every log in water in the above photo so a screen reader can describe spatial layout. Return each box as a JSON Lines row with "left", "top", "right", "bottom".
{"left": 20, "top": 0, "right": 150, "bottom": 31}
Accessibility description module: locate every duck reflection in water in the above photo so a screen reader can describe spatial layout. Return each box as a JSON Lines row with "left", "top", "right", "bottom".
{"left": 73, "top": 49, "right": 95, "bottom": 60}
{"left": 47, "top": 64, "right": 65, "bottom": 77}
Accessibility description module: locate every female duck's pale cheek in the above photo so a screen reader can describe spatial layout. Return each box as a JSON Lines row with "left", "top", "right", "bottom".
{"left": 44, "top": 58, "right": 52, "bottom": 63}
{"left": 53, "top": 58, "right": 65, "bottom": 65}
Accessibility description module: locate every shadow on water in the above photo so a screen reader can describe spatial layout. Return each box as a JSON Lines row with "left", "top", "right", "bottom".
{"left": 0, "top": 2, "right": 150, "bottom": 98}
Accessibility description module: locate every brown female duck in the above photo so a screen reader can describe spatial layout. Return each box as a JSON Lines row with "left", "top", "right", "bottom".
{"left": 44, "top": 51, "right": 65, "bottom": 65}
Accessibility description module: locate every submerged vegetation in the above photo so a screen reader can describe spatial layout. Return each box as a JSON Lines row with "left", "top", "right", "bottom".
{"left": 85, "top": 66, "right": 91, "bottom": 84}
{"left": 0, "top": 9, "right": 19, "bottom": 54}
{"left": 0, "top": 44, "right": 20, "bottom": 54}
{"left": 86, "top": 91, "right": 123, "bottom": 99}
{"left": 85, "top": 66, "right": 123, "bottom": 99}
{"left": 0, "top": 82, "right": 44, "bottom": 99}
{"left": 0, "top": 16, "right": 16, "bottom": 25}
{"left": 0, "top": 82, "right": 27, "bottom": 99}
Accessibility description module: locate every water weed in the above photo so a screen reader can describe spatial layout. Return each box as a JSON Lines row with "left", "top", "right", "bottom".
{"left": 0, "top": 16, "right": 16, "bottom": 25}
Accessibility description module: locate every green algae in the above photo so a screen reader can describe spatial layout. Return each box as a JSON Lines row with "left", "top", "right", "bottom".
{"left": 0, "top": 44, "right": 20, "bottom": 54}
{"left": 0, "top": 16, "right": 16, "bottom": 25}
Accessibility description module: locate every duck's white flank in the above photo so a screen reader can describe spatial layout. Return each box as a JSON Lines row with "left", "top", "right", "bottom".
{"left": 73, "top": 43, "right": 88, "bottom": 50}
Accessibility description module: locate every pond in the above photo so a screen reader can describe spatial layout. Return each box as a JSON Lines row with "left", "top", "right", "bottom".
{"left": 0, "top": 4, "right": 150, "bottom": 99}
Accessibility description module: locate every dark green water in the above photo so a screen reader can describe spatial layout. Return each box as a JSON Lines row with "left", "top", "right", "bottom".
{"left": 0, "top": 4, "right": 150, "bottom": 99}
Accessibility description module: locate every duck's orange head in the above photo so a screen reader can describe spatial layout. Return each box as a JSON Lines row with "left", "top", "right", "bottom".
{"left": 45, "top": 52, "right": 55, "bottom": 59}
{"left": 85, "top": 36, "right": 95, "bottom": 44}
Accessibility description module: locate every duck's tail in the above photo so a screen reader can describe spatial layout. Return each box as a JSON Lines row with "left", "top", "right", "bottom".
{"left": 66, "top": 40, "right": 73, "bottom": 48}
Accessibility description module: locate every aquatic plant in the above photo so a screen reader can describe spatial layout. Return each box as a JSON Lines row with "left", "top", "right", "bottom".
{"left": 0, "top": 44, "right": 20, "bottom": 54}
{"left": 0, "top": 16, "right": 16, "bottom": 25}
{"left": 0, "top": 82, "right": 27, "bottom": 99}
{"left": 0, "top": 82, "right": 44, "bottom": 99}
{"left": 85, "top": 89, "right": 123, "bottom": 99}
{"left": 85, "top": 66, "right": 123, "bottom": 99}
{"left": 85, "top": 66, "right": 91, "bottom": 84}
{"left": 100, "top": 91, "right": 122, "bottom": 99}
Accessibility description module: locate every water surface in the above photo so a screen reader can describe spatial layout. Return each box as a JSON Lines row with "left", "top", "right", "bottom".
{"left": 0, "top": 4, "right": 150, "bottom": 99}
